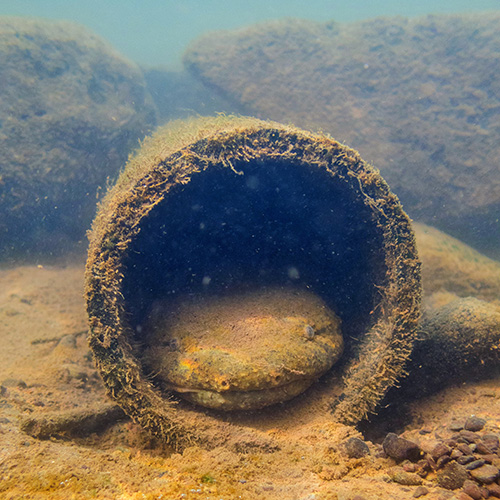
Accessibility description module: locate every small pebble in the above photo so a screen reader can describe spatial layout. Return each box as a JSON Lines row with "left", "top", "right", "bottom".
{"left": 481, "top": 434, "right": 499, "bottom": 452}
{"left": 457, "top": 456, "right": 476, "bottom": 466}
{"left": 480, "top": 454, "right": 498, "bottom": 464}
{"left": 1, "top": 378, "right": 27, "bottom": 388}
{"left": 432, "top": 443, "right": 452, "bottom": 461}
{"left": 437, "top": 455, "right": 451, "bottom": 468}
{"left": 451, "top": 449, "right": 464, "bottom": 460}
{"left": 458, "top": 443, "right": 474, "bottom": 455}
{"left": 436, "top": 462, "right": 469, "bottom": 490}
{"left": 479, "top": 487, "right": 490, "bottom": 498}
{"left": 475, "top": 442, "right": 493, "bottom": 455}
{"left": 449, "top": 421, "right": 465, "bottom": 432}
{"left": 383, "top": 433, "right": 422, "bottom": 462}
{"left": 459, "top": 431, "right": 481, "bottom": 443}
{"left": 455, "top": 492, "right": 475, "bottom": 500}
{"left": 464, "top": 417, "right": 486, "bottom": 432}
{"left": 413, "top": 485, "right": 429, "bottom": 498}
{"left": 403, "top": 462, "right": 417, "bottom": 473}
{"left": 388, "top": 467, "right": 423, "bottom": 486}
{"left": 485, "top": 481, "right": 500, "bottom": 497}
{"left": 469, "top": 464, "right": 500, "bottom": 484}
{"left": 343, "top": 437, "right": 370, "bottom": 459}
{"left": 465, "top": 459, "right": 486, "bottom": 471}
{"left": 462, "top": 479, "right": 483, "bottom": 500}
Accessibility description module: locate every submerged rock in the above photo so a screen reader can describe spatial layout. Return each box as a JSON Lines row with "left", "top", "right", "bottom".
{"left": 0, "top": 17, "right": 156, "bottom": 257}
{"left": 184, "top": 13, "right": 500, "bottom": 254}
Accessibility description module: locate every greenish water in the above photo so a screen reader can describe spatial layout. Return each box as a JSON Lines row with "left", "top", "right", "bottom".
{"left": 1, "top": 0, "right": 499, "bottom": 67}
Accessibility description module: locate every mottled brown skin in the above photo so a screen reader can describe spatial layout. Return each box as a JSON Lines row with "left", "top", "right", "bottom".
{"left": 141, "top": 287, "right": 343, "bottom": 411}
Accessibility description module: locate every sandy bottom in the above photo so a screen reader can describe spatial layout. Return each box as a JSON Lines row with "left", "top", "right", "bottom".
{"left": 1, "top": 259, "right": 499, "bottom": 500}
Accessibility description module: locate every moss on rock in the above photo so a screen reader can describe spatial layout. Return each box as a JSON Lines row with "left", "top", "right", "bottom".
{"left": 0, "top": 17, "right": 156, "bottom": 257}
{"left": 184, "top": 14, "right": 500, "bottom": 254}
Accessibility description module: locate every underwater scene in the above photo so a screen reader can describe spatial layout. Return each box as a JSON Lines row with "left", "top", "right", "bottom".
{"left": 1, "top": 1, "right": 500, "bottom": 499}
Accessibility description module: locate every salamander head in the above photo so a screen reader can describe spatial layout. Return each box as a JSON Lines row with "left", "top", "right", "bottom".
{"left": 141, "top": 286, "right": 343, "bottom": 411}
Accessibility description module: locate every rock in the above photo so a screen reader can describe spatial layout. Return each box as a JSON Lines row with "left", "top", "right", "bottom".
{"left": 406, "top": 299, "right": 500, "bottom": 397}
{"left": 462, "top": 479, "right": 484, "bottom": 500}
{"left": 0, "top": 17, "right": 156, "bottom": 256}
{"left": 1, "top": 378, "right": 27, "bottom": 388}
{"left": 451, "top": 449, "right": 464, "bottom": 460}
{"left": 432, "top": 442, "right": 453, "bottom": 461}
{"left": 457, "top": 443, "right": 474, "bottom": 455}
{"left": 459, "top": 431, "right": 482, "bottom": 444}
{"left": 475, "top": 442, "right": 493, "bottom": 455}
{"left": 413, "top": 486, "right": 429, "bottom": 498}
{"left": 342, "top": 437, "right": 370, "bottom": 459}
{"left": 436, "top": 462, "right": 469, "bottom": 490}
{"left": 184, "top": 13, "right": 500, "bottom": 252}
{"left": 455, "top": 493, "right": 475, "bottom": 500}
{"left": 383, "top": 433, "right": 422, "bottom": 462}
{"left": 387, "top": 467, "right": 423, "bottom": 486}
{"left": 449, "top": 421, "right": 465, "bottom": 432}
{"left": 465, "top": 459, "right": 486, "bottom": 471}
{"left": 403, "top": 462, "right": 417, "bottom": 473}
{"left": 469, "top": 464, "right": 500, "bottom": 484}
{"left": 485, "top": 482, "right": 500, "bottom": 497}
{"left": 457, "top": 456, "right": 476, "bottom": 466}
{"left": 481, "top": 435, "right": 500, "bottom": 452}
{"left": 464, "top": 417, "right": 487, "bottom": 432}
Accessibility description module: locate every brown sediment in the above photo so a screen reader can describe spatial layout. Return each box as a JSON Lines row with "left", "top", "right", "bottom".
{"left": 85, "top": 115, "right": 421, "bottom": 448}
{"left": 3, "top": 256, "right": 500, "bottom": 500}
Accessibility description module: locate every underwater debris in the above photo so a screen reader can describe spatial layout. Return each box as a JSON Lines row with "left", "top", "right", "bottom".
{"left": 85, "top": 115, "right": 421, "bottom": 448}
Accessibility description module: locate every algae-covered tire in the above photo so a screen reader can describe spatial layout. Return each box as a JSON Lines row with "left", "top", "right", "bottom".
{"left": 85, "top": 115, "right": 421, "bottom": 447}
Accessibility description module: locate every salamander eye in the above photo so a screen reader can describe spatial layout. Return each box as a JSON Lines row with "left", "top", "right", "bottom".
{"left": 304, "top": 325, "right": 315, "bottom": 339}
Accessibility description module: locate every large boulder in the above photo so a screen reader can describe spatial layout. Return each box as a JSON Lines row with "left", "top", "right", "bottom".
{"left": 0, "top": 17, "right": 156, "bottom": 257}
{"left": 184, "top": 14, "right": 500, "bottom": 255}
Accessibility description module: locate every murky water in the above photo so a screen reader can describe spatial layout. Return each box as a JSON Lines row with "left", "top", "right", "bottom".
{"left": 0, "top": 2, "right": 499, "bottom": 499}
